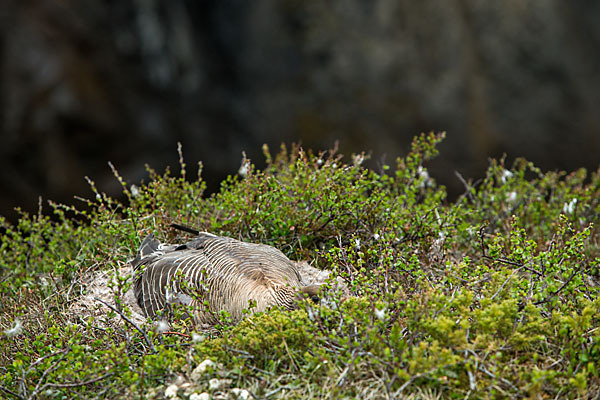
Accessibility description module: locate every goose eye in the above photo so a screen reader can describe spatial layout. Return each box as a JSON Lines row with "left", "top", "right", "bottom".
{"left": 311, "top": 295, "right": 319, "bottom": 303}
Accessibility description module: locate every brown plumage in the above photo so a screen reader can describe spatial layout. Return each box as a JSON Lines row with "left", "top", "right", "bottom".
{"left": 131, "top": 232, "right": 320, "bottom": 324}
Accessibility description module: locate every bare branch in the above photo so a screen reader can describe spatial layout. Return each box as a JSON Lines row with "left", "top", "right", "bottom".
{"left": 95, "top": 297, "right": 156, "bottom": 353}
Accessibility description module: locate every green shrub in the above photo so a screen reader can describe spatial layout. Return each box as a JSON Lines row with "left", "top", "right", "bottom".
{"left": 1, "top": 132, "right": 599, "bottom": 399}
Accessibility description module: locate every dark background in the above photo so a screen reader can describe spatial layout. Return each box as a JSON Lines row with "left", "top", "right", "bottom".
{"left": 1, "top": 0, "right": 599, "bottom": 222}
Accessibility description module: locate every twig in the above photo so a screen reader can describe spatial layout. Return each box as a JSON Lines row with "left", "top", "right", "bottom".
{"left": 383, "top": 374, "right": 397, "bottom": 400}
{"left": 481, "top": 255, "right": 544, "bottom": 277}
{"left": 47, "top": 372, "right": 114, "bottom": 388}
{"left": 336, "top": 348, "right": 358, "bottom": 386}
{"left": 28, "top": 354, "right": 68, "bottom": 400}
{"left": 454, "top": 170, "right": 474, "bottom": 202}
{"left": 0, "top": 385, "right": 25, "bottom": 400}
{"left": 491, "top": 267, "right": 523, "bottom": 300}
{"left": 281, "top": 337, "right": 298, "bottom": 372}
{"left": 265, "top": 386, "right": 294, "bottom": 398}
{"left": 223, "top": 346, "right": 254, "bottom": 359}
{"left": 477, "top": 364, "right": 518, "bottom": 392}
{"left": 478, "top": 224, "right": 488, "bottom": 257}
{"left": 94, "top": 297, "right": 156, "bottom": 353}
{"left": 315, "top": 213, "right": 335, "bottom": 232}
{"left": 26, "top": 348, "right": 71, "bottom": 374}
{"left": 533, "top": 265, "right": 583, "bottom": 306}
{"left": 162, "top": 331, "right": 191, "bottom": 339}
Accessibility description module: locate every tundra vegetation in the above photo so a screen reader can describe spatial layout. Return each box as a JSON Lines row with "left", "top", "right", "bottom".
{"left": 1, "top": 132, "right": 599, "bottom": 399}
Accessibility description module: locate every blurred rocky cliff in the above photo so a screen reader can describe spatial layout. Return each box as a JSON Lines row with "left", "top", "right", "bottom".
{"left": 1, "top": 0, "right": 599, "bottom": 221}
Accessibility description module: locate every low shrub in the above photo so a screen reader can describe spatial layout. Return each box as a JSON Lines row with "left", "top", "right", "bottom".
{"left": 1, "top": 132, "right": 599, "bottom": 399}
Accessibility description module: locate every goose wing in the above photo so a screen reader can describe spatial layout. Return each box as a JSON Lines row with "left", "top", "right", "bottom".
{"left": 186, "top": 233, "right": 302, "bottom": 287}
{"left": 132, "top": 233, "right": 302, "bottom": 321}
{"left": 133, "top": 245, "right": 210, "bottom": 319}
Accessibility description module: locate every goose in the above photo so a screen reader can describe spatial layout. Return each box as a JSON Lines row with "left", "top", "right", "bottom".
{"left": 131, "top": 230, "right": 321, "bottom": 324}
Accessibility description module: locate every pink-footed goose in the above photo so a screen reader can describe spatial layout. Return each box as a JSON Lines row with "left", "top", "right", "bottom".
{"left": 131, "top": 230, "right": 320, "bottom": 324}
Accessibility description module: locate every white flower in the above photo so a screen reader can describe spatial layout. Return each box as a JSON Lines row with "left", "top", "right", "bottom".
{"left": 165, "top": 384, "right": 179, "bottom": 398}
{"left": 238, "top": 164, "right": 249, "bottom": 177}
{"left": 231, "top": 388, "right": 250, "bottom": 400}
{"left": 192, "top": 333, "right": 206, "bottom": 343}
{"left": 130, "top": 184, "right": 139, "bottom": 197}
{"left": 4, "top": 319, "right": 23, "bottom": 337}
{"left": 196, "top": 359, "right": 215, "bottom": 373}
{"left": 321, "top": 298, "right": 337, "bottom": 310}
{"left": 374, "top": 307, "right": 386, "bottom": 321}
{"left": 238, "top": 152, "right": 250, "bottom": 177}
{"left": 307, "top": 308, "right": 316, "bottom": 321}
{"left": 355, "top": 238, "right": 361, "bottom": 250}
{"left": 501, "top": 169, "right": 513, "bottom": 184}
{"left": 352, "top": 154, "right": 364, "bottom": 166}
{"left": 166, "top": 288, "right": 178, "bottom": 304}
{"left": 563, "top": 198, "right": 577, "bottom": 214}
{"left": 96, "top": 194, "right": 102, "bottom": 201}
{"left": 317, "top": 158, "right": 323, "bottom": 166}
{"left": 417, "top": 166, "right": 429, "bottom": 181}
{"left": 208, "top": 378, "right": 222, "bottom": 391}
{"left": 373, "top": 233, "right": 380, "bottom": 241}
{"left": 417, "top": 166, "right": 432, "bottom": 188}
{"left": 507, "top": 191, "right": 517, "bottom": 203}
{"left": 155, "top": 320, "right": 170, "bottom": 333}
{"left": 189, "top": 393, "right": 210, "bottom": 400}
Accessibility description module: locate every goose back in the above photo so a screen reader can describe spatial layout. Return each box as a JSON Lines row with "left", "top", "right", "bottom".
{"left": 131, "top": 233, "right": 308, "bottom": 323}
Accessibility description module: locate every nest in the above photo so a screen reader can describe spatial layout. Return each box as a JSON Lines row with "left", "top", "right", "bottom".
{"left": 69, "top": 260, "right": 349, "bottom": 329}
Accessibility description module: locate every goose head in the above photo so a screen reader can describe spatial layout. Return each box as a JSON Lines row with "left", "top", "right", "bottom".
{"left": 298, "top": 284, "right": 321, "bottom": 304}
{"left": 270, "top": 284, "right": 322, "bottom": 311}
